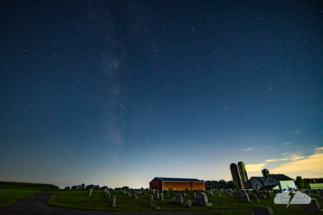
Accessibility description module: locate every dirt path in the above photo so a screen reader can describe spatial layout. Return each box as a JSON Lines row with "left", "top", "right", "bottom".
{"left": 0, "top": 192, "right": 245, "bottom": 215}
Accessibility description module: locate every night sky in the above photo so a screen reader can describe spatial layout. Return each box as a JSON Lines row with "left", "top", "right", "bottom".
{"left": 1, "top": 0, "right": 322, "bottom": 189}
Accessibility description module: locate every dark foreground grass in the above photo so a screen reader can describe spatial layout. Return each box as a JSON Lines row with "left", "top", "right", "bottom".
{"left": 0, "top": 189, "right": 38, "bottom": 210}
{"left": 48, "top": 190, "right": 323, "bottom": 214}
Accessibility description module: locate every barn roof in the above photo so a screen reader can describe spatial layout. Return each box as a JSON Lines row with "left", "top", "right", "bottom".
{"left": 269, "top": 174, "right": 293, "bottom": 181}
{"left": 250, "top": 177, "right": 264, "bottom": 186}
{"left": 152, "top": 177, "right": 203, "bottom": 182}
{"left": 251, "top": 177, "right": 264, "bottom": 181}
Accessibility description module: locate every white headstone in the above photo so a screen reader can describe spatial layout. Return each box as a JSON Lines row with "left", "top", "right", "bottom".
{"left": 89, "top": 188, "right": 93, "bottom": 197}
{"left": 133, "top": 191, "right": 138, "bottom": 199}
{"left": 156, "top": 192, "right": 160, "bottom": 200}
{"left": 160, "top": 193, "right": 164, "bottom": 201}
{"left": 147, "top": 194, "right": 155, "bottom": 207}
{"left": 186, "top": 200, "right": 192, "bottom": 208}
{"left": 196, "top": 193, "right": 212, "bottom": 206}
{"left": 176, "top": 193, "right": 184, "bottom": 205}
{"left": 112, "top": 195, "right": 117, "bottom": 207}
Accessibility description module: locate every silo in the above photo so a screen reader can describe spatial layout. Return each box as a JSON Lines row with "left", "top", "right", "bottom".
{"left": 230, "top": 163, "right": 242, "bottom": 189}
{"left": 262, "top": 169, "right": 269, "bottom": 180}
{"left": 238, "top": 162, "right": 248, "bottom": 182}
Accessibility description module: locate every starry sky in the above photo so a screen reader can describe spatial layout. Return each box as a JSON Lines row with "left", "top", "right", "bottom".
{"left": 1, "top": 0, "right": 322, "bottom": 189}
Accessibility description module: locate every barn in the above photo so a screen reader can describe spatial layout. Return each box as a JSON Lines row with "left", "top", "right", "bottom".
{"left": 250, "top": 174, "right": 296, "bottom": 191}
{"left": 263, "top": 174, "right": 296, "bottom": 190}
{"left": 149, "top": 177, "right": 205, "bottom": 191}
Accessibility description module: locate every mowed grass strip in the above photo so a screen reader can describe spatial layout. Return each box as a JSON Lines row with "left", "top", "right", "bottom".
{"left": 0, "top": 189, "right": 38, "bottom": 210}
{"left": 48, "top": 190, "right": 323, "bottom": 214}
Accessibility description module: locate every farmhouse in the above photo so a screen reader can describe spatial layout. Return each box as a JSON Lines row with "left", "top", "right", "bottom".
{"left": 149, "top": 177, "right": 205, "bottom": 191}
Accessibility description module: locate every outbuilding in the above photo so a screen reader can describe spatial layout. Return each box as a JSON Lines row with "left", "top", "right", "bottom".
{"left": 149, "top": 177, "right": 205, "bottom": 191}
{"left": 249, "top": 177, "right": 265, "bottom": 190}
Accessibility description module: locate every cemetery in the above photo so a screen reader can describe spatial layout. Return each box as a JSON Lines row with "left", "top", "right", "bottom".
{"left": 45, "top": 187, "right": 323, "bottom": 214}
{"left": 0, "top": 180, "right": 323, "bottom": 214}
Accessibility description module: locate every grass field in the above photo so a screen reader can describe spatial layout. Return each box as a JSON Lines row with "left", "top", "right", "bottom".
{"left": 48, "top": 190, "right": 323, "bottom": 214}
{"left": 0, "top": 189, "right": 38, "bottom": 210}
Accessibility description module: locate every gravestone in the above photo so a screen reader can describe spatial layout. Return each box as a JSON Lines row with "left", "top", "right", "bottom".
{"left": 301, "top": 198, "right": 321, "bottom": 212}
{"left": 106, "top": 193, "right": 111, "bottom": 201}
{"left": 183, "top": 193, "right": 186, "bottom": 197}
{"left": 186, "top": 200, "right": 192, "bottom": 208}
{"left": 196, "top": 193, "right": 212, "bottom": 206}
{"left": 133, "top": 191, "right": 138, "bottom": 199}
{"left": 89, "top": 188, "right": 93, "bottom": 197}
{"left": 251, "top": 207, "right": 274, "bottom": 215}
{"left": 156, "top": 192, "right": 160, "bottom": 200}
{"left": 112, "top": 195, "right": 117, "bottom": 207}
{"left": 176, "top": 193, "right": 184, "bottom": 205}
{"left": 240, "top": 193, "right": 251, "bottom": 203}
{"left": 233, "top": 192, "right": 240, "bottom": 198}
{"left": 123, "top": 190, "right": 126, "bottom": 195}
{"left": 261, "top": 194, "right": 267, "bottom": 199}
{"left": 160, "top": 193, "right": 164, "bottom": 201}
{"left": 192, "top": 192, "right": 197, "bottom": 199}
{"left": 250, "top": 193, "right": 258, "bottom": 200}
{"left": 152, "top": 189, "right": 156, "bottom": 194}
{"left": 171, "top": 197, "right": 176, "bottom": 203}
{"left": 147, "top": 195, "right": 155, "bottom": 207}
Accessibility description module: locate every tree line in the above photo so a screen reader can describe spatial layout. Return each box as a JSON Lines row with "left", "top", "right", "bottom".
{"left": 205, "top": 180, "right": 238, "bottom": 189}
{"left": 0, "top": 181, "right": 59, "bottom": 190}
{"left": 64, "top": 184, "right": 109, "bottom": 190}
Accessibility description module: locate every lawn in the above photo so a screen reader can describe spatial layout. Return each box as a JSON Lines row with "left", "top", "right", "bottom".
{"left": 48, "top": 190, "right": 323, "bottom": 214}
{"left": 0, "top": 189, "right": 38, "bottom": 210}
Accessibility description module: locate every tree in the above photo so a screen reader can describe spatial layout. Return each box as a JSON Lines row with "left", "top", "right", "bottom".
{"left": 64, "top": 186, "right": 70, "bottom": 190}
{"left": 296, "top": 177, "right": 305, "bottom": 189}
{"left": 227, "top": 181, "right": 238, "bottom": 189}
{"left": 71, "top": 185, "right": 78, "bottom": 190}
